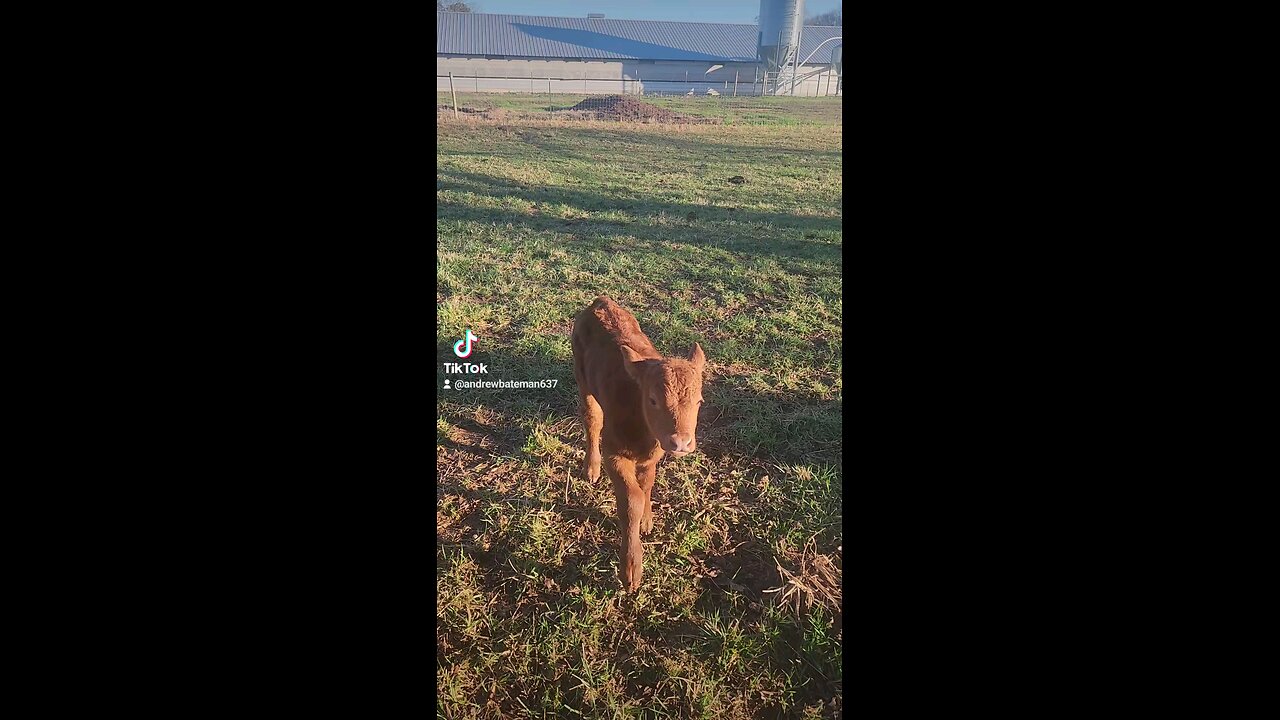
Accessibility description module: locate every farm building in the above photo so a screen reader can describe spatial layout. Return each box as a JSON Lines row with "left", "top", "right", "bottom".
{"left": 436, "top": 11, "right": 842, "bottom": 96}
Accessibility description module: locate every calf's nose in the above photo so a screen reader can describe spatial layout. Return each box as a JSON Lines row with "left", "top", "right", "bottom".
{"left": 669, "top": 434, "right": 695, "bottom": 453}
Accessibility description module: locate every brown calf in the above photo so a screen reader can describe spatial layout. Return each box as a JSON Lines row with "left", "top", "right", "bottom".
{"left": 571, "top": 296, "right": 706, "bottom": 591}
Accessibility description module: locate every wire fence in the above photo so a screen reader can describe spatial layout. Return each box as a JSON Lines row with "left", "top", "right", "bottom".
{"left": 436, "top": 71, "right": 842, "bottom": 98}
{"left": 437, "top": 74, "right": 842, "bottom": 126}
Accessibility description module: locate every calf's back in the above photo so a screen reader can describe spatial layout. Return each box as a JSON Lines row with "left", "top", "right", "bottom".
{"left": 572, "top": 297, "right": 661, "bottom": 449}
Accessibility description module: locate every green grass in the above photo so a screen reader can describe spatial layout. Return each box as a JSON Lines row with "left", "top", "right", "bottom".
{"left": 438, "top": 117, "right": 841, "bottom": 718}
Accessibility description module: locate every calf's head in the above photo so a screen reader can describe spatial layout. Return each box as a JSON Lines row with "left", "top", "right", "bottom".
{"left": 621, "top": 343, "right": 706, "bottom": 457}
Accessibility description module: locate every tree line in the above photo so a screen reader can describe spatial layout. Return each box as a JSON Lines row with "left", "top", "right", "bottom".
{"left": 806, "top": 9, "right": 842, "bottom": 27}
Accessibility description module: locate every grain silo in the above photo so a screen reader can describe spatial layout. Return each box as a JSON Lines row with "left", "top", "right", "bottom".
{"left": 757, "top": 0, "right": 806, "bottom": 93}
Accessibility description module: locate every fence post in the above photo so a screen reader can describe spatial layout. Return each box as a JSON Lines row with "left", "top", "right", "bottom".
{"left": 475, "top": 75, "right": 479, "bottom": 93}
{"left": 448, "top": 72, "right": 458, "bottom": 119}
{"left": 734, "top": 70, "right": 738, "bottom": 97}
{"left": 548, "top": 77, "right": 552, "bottom": 95}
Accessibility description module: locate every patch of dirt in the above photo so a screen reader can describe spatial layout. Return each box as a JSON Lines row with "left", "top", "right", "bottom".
{"left": 438, "top": 426, "right": 496, "bottom": 459}
{"left": 437, "top": 494, "right": 483, "bottom": 544}
{"left": 437, "top": 104, "right": 491, "bottom": 115}
{"left": 555, "top": 95, "right": 720, "bottom": 124}
{"left": 698, "top": 402, "right": 731, "bottom": 429}
{"left": 707, "top": 548, "right": 780, "bottom": 598}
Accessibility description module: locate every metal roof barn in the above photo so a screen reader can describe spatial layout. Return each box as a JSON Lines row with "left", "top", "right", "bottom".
{"left": 436, "top": 11, "right": 841, "bottom": 64}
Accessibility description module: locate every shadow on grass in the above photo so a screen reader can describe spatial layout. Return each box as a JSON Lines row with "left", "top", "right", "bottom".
{"left": 439, "top": 166, "right": 839, "bottom": 231}
{"left": 509, "top": 124, "right": 843, "bottom": 160}
{"left": 437, "top": 199, "right": 841, "bottom": 270}
{"left": 437, "top": 169, "right": 841, "bottom": 267}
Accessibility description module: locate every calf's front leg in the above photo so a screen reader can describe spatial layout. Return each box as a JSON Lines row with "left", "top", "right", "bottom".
{"left": 606, "top": 455, "right": 646, "bottom": 591}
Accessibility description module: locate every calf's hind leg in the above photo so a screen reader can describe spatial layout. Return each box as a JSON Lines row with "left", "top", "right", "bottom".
{"left": 637, "top": 462, "right": 656, "bottom": 536}
{"left": 579, "top": 393, "right": 603, "bottom": 482}
{"left": 573, "top": 345, "right": 602, "bottom": 482}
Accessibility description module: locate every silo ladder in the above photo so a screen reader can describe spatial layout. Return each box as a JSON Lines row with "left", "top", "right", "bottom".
{"left": 773, "top": 45, "right": 798, "bottom": 95}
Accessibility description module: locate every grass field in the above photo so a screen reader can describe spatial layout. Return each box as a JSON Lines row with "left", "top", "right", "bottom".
{"left": 437, "top": 93, "right": 842, "bottom": 126}
{"left": 437, "top": 106, "right": 842, "bottom": 718}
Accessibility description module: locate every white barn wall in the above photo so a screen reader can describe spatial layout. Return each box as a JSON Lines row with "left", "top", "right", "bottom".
{"left": 436, "top": 56, "right": 840, "bottom": 95}
{"left": 438, "top": 57, "right": 627, "bottom": 80}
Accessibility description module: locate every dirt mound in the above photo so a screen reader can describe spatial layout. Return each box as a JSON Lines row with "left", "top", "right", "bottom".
{"left": 562, "top": 95, "right": 718, "bottom": 124}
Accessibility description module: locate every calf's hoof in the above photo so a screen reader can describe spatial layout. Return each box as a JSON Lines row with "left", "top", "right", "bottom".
{"left": 619, "top": 548, "right": 643, "bottom": 592}
{"left": 640, "top": 512, "right": 654, "bottom": 536}
{"left": 582, "top": 453, "right": 601, "bottom": 482}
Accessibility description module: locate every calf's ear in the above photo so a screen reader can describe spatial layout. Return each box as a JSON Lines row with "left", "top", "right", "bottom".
{"left": 688, "top": 342, "right": 706, "bottom": 370}
{"left": 620, "top": 345, "right": 650, "bottom": 380}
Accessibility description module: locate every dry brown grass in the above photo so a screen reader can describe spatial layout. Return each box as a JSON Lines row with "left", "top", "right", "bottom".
{"left": 766, "top": 538, "right": 843, "bottom": 623}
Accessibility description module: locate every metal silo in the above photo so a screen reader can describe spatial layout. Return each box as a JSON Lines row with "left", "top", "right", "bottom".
{"left": 757, "top": 0, "right": 806, "bottom": 93}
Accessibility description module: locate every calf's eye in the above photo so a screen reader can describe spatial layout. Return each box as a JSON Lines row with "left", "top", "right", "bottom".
{"left": 649, "top": 397, "right": 657, "bottom": 406}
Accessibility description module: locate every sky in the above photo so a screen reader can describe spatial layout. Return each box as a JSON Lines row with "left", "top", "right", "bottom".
{"left": 452, "top": 1, "right": 841, "bottom": 25}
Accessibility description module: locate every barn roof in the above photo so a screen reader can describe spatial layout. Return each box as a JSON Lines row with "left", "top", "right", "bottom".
{"left": 436, "top": 12, "right": 842, "bottom": 63}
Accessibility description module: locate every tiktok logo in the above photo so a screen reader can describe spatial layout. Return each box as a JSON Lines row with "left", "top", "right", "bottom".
{"left": 453, "top": 328, "right": 477, "bottom": 358}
